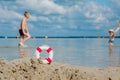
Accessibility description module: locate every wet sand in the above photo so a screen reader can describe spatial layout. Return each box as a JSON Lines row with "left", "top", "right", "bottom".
{"left": 0, "top": 58, "right": 120, "bottom": 80}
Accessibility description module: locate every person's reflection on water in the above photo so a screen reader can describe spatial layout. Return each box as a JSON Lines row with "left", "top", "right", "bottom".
{"left": 109, "top": 43, "right": 114, "bottom": 61}
{"left": 19, "top": 47, "right": 29, "bottom": 58}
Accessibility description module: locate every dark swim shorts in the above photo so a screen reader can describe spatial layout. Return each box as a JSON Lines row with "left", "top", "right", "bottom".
{"left": 19, "top": 29, "right": 24, "bottom": 36}
{"left": 19, "top": 29, "right": 28, "bottom": 36}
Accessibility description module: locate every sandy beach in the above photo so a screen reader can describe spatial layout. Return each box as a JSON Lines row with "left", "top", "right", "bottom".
{"left": 0, "top": 58, "right": 120, "bottom": 80}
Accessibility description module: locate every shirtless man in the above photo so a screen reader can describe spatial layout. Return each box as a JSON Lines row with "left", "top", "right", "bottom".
{"left": 19, "top": 11, "right": 31, "bottom": 47}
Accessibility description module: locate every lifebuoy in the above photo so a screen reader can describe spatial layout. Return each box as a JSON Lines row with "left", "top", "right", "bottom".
{"left": 35, "top": 45, "right": 53, "bottom": 64}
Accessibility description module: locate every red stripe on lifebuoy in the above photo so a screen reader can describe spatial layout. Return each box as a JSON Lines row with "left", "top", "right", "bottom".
{"left": 46, "top": 57, "right": 52, "bottom": 63}
{"left": 47, "top": 48, "right": 52, "bottom": 53}
{"left": 36, "top": 47, "right": 42, "bottom": 53}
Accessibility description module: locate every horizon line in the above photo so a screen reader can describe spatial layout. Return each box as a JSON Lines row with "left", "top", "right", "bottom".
{"left": 0, "top": 36, "right": 120, "bottom": 39}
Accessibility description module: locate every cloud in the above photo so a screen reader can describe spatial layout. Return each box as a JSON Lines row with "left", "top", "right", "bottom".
{"left": 94, "top": 14, "right": 108, "bottom": 23}
{"left": 38, "top": 16, "right": 51, "bottom": 22}
{"left": 81, "top": 2, "right": 112, "bottom": 23}
{"left": 55, "top": 25, "right": 62, "bottom": 29}
{"left": 0, "top": 9, "right": 22, "bottom": 19}
{"left": 28, "top": 23, "right": 34, "bottom": 30}
{"left": 17, "top": 0, "right": 66, "bottom": 15}
{"left": 111, "top": 0, "right": 120, "bottom": 6}
{"left": 0, "top": 7, "right": 23, "bottom": 34}
{"left": 52, "top": 25, "right": 62, "bottom": 29}
{"left": 29, "top": 15, "right": 37, "bottom": 21}
{"left": 64, "top": 1, "right": 115, "bottom": 30}
{"left": 29, "top": 15, "right": 51, "bottom": 23}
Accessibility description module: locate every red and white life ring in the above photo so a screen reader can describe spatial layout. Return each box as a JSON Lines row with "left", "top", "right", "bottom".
{"left": 35, "top": 45, "right": 53, "bottom": 64}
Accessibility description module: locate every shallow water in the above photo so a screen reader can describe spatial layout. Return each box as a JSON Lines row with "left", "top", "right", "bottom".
{"left": 0, "top": 38, "right": 120, "bottom": 67}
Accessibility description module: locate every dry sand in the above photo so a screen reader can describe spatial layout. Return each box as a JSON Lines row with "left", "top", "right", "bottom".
{"left": 0, "top": 58, "right": 120, "bottom": 80}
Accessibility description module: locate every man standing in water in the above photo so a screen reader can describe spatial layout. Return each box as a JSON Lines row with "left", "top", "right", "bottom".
{"left": 19, "top": 11, "right": 31, "bottom": 47}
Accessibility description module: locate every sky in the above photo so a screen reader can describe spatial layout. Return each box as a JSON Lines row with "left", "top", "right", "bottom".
{"left": 0, "top": 0, "right": 120, "bottom": 37}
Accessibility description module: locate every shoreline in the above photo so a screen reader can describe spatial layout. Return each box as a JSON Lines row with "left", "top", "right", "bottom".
{"left": 0, "top": 58, "right": 120, "bottom": 80}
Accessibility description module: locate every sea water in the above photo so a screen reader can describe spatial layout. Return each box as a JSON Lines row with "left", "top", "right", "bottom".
{"left": 0, "top": 38, "right": 120, "bottom": 67}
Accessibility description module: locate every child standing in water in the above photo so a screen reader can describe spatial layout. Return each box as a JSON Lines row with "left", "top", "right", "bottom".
{"left": 108, "top": 21, "right": 120, "bottom": 47}
{"left": 19, "top": 11, "right": 31, "bottom": 47}
{"left": 108, "top": 21, "right": 120, "bottom": 53}
{"left": 108, "top": 29, "right": 115, "bottom": 46}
